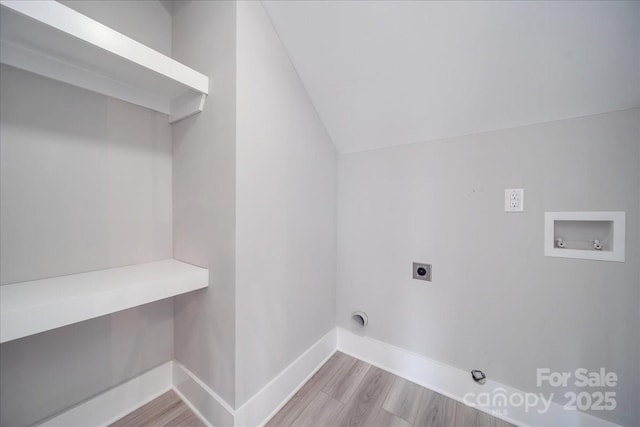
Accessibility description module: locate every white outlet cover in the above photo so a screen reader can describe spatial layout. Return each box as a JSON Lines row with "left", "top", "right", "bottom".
{"left": 505, "top": 188, "right": 524, "bottom": 212}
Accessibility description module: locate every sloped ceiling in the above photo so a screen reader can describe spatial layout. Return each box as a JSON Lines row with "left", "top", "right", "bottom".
{"left": 263, "top": 1, "right": 640, "bottom": 153}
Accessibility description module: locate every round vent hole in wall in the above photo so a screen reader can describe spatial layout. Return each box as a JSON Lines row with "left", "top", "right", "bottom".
{"left": 352, "top": 311, "right": 368, "bottom": 328}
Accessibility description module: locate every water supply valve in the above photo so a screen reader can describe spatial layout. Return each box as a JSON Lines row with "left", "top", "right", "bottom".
{"left": 471, "top": 369, "right": 486, "bottom": 385}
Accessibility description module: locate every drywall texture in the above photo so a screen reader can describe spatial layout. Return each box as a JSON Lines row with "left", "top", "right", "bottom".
{"left": 171, "top": 0, "right": 238, "bottom": 408}
{"left": 0, "top": 2, "right": 174, "bottom": 425}
{"left": 337, "top": 109, "right": 640, "bottom": 427}
{"left": 235, "top": 1, "right": 337, "bottom": 406}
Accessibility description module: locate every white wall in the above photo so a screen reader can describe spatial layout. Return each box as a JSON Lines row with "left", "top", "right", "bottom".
{"left": 235, "top": 1, "right": 337, "bottom": 406}
{"left": 337, "top": 109, "right": 640, "bottom": 427}
{"left": 0, "top": 2, "right": 174, "bottom": 425}
{"left": 0, "top": 65, "right": 173, "bottom": 285}
{"left": 171, "top": 0, "right": 238, "bottom": 409}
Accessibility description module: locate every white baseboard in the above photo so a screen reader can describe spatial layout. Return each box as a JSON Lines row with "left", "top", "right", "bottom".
{"left": 172, "top": 361, "right": 235, "bottom": 427}
{"left": 171, "top": 329, "right": 336, "bottom": 427}
{"left": 38, "top": 328, "right": 618, "bottom": 427}
{"left": 234, "top": 328, "right": 337, "bottom": 427}
{"left": 336, "top": 327, "right": 620, "bottom": 427}
{"left": 37, "top": 361, "right": 173, "bottom": 427}
{"left": 36, "top": 330, "right": 335, "bottom": 427}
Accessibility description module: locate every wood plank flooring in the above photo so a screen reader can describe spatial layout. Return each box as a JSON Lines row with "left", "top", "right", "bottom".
{"left": 111, "top": 352, "right": 516, "bottom": 427}
{"left": 109, "top": 390, "right": 204, "bottom": 427}
{"left": 267, "top": 352, "right": 516, "bottom": 427}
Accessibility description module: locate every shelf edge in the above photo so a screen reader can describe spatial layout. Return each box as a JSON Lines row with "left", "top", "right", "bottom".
{"left": 0, "top": 0, "right": 209, "bottom": 120}
{"left": 0, "top": 260, "right": 209, "bottom": 344}
{"left": 1, "top": 0, "right": 209, "bottom": 93}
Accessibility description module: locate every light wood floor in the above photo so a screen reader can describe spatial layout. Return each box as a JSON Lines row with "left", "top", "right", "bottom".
{"left": 267, "top": 352, "right": 516, "bottom": 427}
{"left": 109, "top": 390, "right": 204, "bottom": 427}
{"left": 111, "top": 352, "right": 516, "bottom": 427}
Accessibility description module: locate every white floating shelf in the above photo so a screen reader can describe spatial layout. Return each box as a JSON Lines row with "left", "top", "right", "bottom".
{"left": 0, "top": 0, "right": 209, "bottom": 123}
{"left": 0, "top": 259, "right": 209, "bottom": 343}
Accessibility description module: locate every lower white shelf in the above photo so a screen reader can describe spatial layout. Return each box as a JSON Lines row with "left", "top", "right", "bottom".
{"left": 0, "top": 259, "right": 208, "bottom": 343}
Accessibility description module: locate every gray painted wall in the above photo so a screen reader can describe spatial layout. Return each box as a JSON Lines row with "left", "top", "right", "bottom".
{"left": 0, "top": 2, "right": 174, "bottom": 425}
{"left": 171, "top": 0, "right": 238, "bottom": 408}
{"left": 171, "top": 1, "right": 338, "bottom": 409}
{"left": 0, "top": 65, "right": 173, "bottom": 285}
{"left": 2, "top": 2, "right": 635, "bottom": 426}
{"left": 0, "top": 64, "right": 175, "bottom": 427}
{"left": 235, "top": 1, "right": 337, "bottom": 406}
{"left": 337, "top": 109, "right": 640, "bottom": 427}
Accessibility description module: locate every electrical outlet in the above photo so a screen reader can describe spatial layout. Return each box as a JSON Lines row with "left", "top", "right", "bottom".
{"left": 412, "top": 262, "right": 432, "bottom": 281}
{"left": 505, "top": 188, "right": 524, "bottom": 212}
